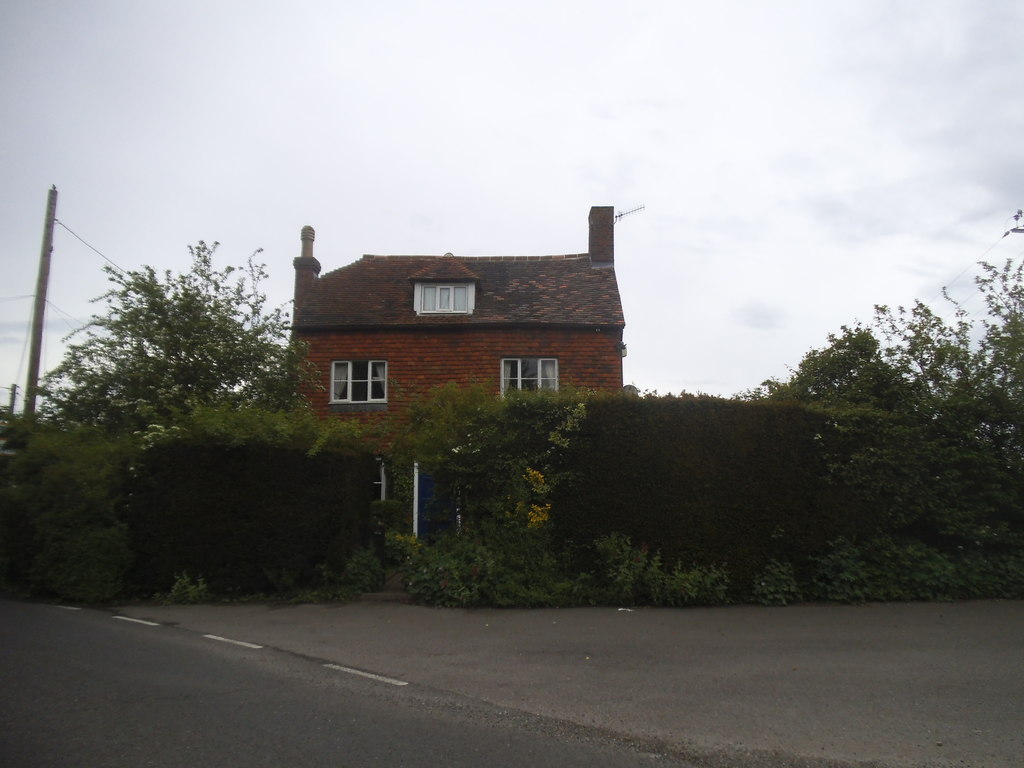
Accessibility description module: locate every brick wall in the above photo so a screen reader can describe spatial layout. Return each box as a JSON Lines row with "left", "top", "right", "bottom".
{"left": 299, "top": 325, "right": 624, "bottom": 420}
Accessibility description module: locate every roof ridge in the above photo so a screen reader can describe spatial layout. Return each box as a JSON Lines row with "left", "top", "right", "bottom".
{"left": 359, "top": 253, "right": 589, "bottom": 262}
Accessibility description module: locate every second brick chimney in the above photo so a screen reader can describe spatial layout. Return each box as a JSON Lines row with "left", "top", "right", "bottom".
{"left": 588, "top": 206, "right": 614, "bottom": 265}
{"left": 292, "top": 225, "right": 321, "bottom": 322}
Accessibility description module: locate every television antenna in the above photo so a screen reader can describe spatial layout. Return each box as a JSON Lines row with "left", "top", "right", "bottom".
{"left": 614, "top": 205, "right": 645, "bottom": 224}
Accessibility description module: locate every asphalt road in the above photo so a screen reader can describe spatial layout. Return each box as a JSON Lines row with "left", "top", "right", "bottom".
{"left": 0, "top": 597, "right": 697, "bottom": 767}
{"left": 3, "top": 596, "right": 1022, "bottom": 767}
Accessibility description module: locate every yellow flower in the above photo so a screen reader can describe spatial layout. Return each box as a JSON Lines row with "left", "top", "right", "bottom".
{"left": 524, "top": 467, "right": 547, "bottom": 490}
{"left": 527, "top": 502, "right": 551, "bottom": 528}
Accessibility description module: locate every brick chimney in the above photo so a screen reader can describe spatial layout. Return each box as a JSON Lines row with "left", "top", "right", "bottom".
{"left": 588, "top": 206, "right": 614, "bottom": 265}
{"left": 292, "top": 225, "right": 321, "bottom": 321}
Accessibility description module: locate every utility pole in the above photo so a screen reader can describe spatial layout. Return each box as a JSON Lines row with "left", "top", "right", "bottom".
{"left": 7, "top": 384, "right": 16, "bottom": 414}
{"left": 24, "top": 185, "right": 57, "bottom": 416}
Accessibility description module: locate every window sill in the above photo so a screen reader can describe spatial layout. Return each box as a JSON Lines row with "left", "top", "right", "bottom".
{"left": 329, "top": 403, "right": 388, "bottom": 413}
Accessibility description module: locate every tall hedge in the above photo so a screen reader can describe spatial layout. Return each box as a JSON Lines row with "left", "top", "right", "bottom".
{"left": 0, "top": 410, "right": 380, "bottom": 601}
{"left": 0, "top": 421, "right": 135, "bottom": 602}
{"left": 547, "top": 395, "right": 870, "bottom": 587}
{"left": 126, "top": 441, "right": 378, "bottom": 594}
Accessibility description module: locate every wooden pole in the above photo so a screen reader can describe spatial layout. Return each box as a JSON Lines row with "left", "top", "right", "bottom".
{"left": 24, "top": 185, "right": 58, "bottom": 416}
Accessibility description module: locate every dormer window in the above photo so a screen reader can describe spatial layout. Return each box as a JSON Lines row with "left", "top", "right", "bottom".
{"left": 415, "top": 282, "right": 475, "bottom": 314}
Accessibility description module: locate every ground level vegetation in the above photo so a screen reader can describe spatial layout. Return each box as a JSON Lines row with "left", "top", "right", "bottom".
{"left": 1, "top": 255, "right": 1020, "bottom": 606}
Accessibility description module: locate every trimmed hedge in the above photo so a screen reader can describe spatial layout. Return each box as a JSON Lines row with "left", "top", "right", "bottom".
{"left": 0, "top": 422, "right": 136, "bottom": 601}
{"left": 126, "top": 442, "right": 378, "bottom": 595}
{"left": 393, "top": 389, "right": 1023, "bottom": 605}
{"left": 0, "top": 412, "right": 380, "bottom": 601}
{"left": 548, "top": 395, "right": 870, "bottom": 589}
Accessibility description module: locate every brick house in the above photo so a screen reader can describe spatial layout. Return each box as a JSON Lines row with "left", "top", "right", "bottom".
{"left": 291, "top": 206, "right": 625, "bottom": 420}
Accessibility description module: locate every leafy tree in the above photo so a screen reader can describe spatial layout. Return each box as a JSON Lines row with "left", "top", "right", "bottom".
{"left": 753, "top": 324, "right": 916, "bottom": 411}
{"left": 972, "top": 258, "right": 1024, "bottom": 466}
{"left": 42, "top": 242, "right": 314, "bottom": 432}
{"left": 872, "top": 261, "right": 1023, "bottom": 535}
{"left": 753, "top": 257, "right": 1024, "bottom": 545}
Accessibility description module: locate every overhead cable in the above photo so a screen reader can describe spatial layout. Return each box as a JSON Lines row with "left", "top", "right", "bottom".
{"left": 55, "top": 219, "right": 126, "bottom": 273}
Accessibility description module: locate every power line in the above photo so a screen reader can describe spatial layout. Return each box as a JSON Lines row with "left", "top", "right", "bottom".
{"left": 54, "top": 219, "right": 126, "bottom": 272}
{"left": 14, "top": 296, "right": 33, "bottom": 403}
{"left": 924, "top": 210, "right": 1024, "bottom": 322}
{"left": 3, "top": 300, "right": 82, "bottom": 416}
{"left": 925, "top": 235, "right": 1003, "bottom": 308}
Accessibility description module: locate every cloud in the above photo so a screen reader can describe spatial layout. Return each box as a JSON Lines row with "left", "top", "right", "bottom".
{"left": 1, "top": 0, "right": 1021, "bottom": 403}
{"left": 732, "top": 301, "right": 789, "bottom": 332}
{"left": 0, "top": 319, "right": 31, "bottom": 347}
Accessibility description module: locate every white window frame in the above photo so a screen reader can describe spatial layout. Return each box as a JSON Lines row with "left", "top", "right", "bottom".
{"left": 331, "top": 360, "right": 388, "bottom": 403}
{"left": 501, "top": 358, "right": 559, "bottom": 393}
{"left": 414, "top": 282, "right": 475, "bottom": 315}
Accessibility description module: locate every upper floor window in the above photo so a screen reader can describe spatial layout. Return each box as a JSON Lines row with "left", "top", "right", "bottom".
{"left": 415, "top": 283, "right": 475, "bottom": 314}
{"left": 331, "top": 360, "right": 387, "bottom": 403}
{"left": 502, "top": 358, "right": 558, "bottom": 392}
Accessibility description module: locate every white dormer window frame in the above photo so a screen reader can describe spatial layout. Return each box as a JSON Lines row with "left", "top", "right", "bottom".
{"left": 414, "top": 282, "right": 475, "bottom": 315}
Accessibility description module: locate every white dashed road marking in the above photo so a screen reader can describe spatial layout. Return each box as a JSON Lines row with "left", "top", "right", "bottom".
{"left": 324, "top": 663, "right": 408, "bottom": 687}
{"left": 101, "top": 613, "right": 408, "bottom": 689}
{"left": 203, "top": 634, "right": 263, "bottom": 649}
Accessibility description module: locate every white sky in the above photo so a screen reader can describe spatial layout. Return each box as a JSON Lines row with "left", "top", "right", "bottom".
{"left": 2, "top": 0, "right": 1022, "bottom": 411}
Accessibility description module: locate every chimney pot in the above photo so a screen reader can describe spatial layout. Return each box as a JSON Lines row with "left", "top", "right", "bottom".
{"left": 300, "top": 225, "right": 315, "bottom": 259}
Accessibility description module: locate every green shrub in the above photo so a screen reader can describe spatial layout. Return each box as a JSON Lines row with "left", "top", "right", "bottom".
{"left": 806, "top": 538, "right": 1024, "bottom": 603}
{"left": 402, "top": 532, "right": 490, "bottom": 607}
{"left": 953, "top": 550, "right": 1024, "bottom": 598}
{"left": 397, "top": 526, "right": 735, "bottom": 609}
{"left": 752, "top": 559, "right": 802, "bottom": 606}
{"left": 400, "top": 516, "right": 573, "bottom": 608}
{"left": 255, "top": 549, "right": 387, "bottom": 601}
{"left": 165, "top": 572, "right": 212, "bottom": 604}
{"left": 384, "top": 530, "right": 422, "bottom": 568}
{"left": 809, "top": 538, "right": 870, "bottom": 603}
{"left": 479, "top": 516, "right": 574, "bottom": 607}
{"left": 0, "top": 422, "right": 136, "bottom": 601}
{"left": 662, "top": 562, "right": 732, "bottom": 606}
{"left": 584, "top": 533, "right": 731, "bottom": 607}
{"left": 593, "top": 533, "right": 649, "bottom": 604}
{"left": 861, "top": 538, "right": 957, "bottom": 601}
{"left": 31, "top": 524, "right": 134, "bottom": 603}
{"left": 341, "top": 547, "right": 385, "bottom": 593}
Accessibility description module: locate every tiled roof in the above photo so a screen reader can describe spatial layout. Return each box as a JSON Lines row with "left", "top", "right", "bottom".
{"left": 408, "top": 254, "right": 481, "bottom": 282}
{"left": 295, "top": 253, "right": 624, "bottom": 328}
